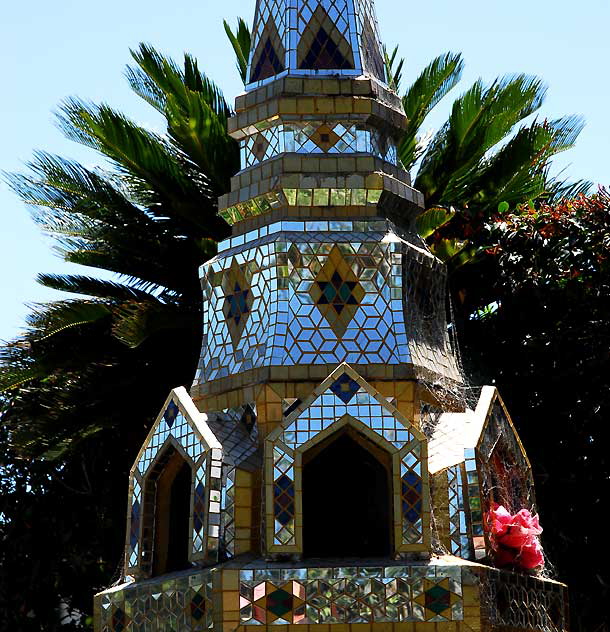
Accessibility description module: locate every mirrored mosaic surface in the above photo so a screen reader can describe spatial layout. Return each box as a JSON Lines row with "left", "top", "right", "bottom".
{"left": 198, "top": 228, "right": 411, "bottom": 383}
{"left": 240, "top": 123, "right": 397, "bottom": 169}
{"left": 97, "top": 571, "right": 214, "bottom": 631}
{"left": 247, "top": 0, "right": 386, "bottom": 87}
{"left": 136, "top": 400, "right": 206, "bottom": 477}
{"left": 239, "top": 565, "right": 464, "bottom": 624}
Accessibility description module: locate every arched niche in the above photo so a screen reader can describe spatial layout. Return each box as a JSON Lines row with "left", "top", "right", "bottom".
{"left": 302, "top": 425, "right": 392, "bottom": 557}
{"left": 124, "top": 388, "right": 225, "bottom": 578}
{"left": 139, "top": 439, "right": 196, "bottom": 577}
{"left": 145, "top": 444, "right": 193, "bottom": 576}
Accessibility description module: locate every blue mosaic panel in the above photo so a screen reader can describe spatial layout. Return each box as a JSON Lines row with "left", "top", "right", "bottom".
{"left": 136, "top": 400, "right": 207, "bottom": 476}
{"left": 239, "top": 565, "right": 464, "bottom": 624}
{"left": 240, "top": 123, "right": 398, "bottom": 169}
{"left": 447, "top": 463, "right": 473, "bottom": 559}
{"left": 197, "top": 226, "right": 411, "bottom": 384}
{"left": 273, "top": 447, "right": 296, "bottom": 545}
{"left": 278, "top": 382, "right": 413, "bottom": 450}
{"left": 248, "top": 0, "right": 288, "bottom": 85}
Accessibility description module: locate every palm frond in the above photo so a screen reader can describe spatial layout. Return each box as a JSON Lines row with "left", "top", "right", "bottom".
{"left": 416, "top": 74, "right": 548, "bottom": 206}
{"left": 399, "top": 52, "right": 463, "bottom": 170}
{"left": 384, "top": 45, "right": 405, "bottom": 92}
{"left": 24, "top": 300, "right": 112, "bottom": 339}
{"left": 37, "top": 274, "right": 154, "bottom": 302}
{"left": 224, "top": 18, "right": 252, "bottom": 85}
{"left": 111, "top": 300, "right": 195, "bottom": 348}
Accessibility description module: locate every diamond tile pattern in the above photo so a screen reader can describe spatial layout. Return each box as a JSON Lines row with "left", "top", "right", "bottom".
{"left": 222, "top": 259, "right": 254, "bottom": 347}
{"left": 197, "top": 226, "right": 412, "bottom": 385}
{"left": 221, "top": 466, "right": 236, "bottom": 557}
{"left": 239, "top": 566, "right": 464, "bottom": 624}
{"left": 136, "top": 400, "right": 206, "bottom": 476}
{"left": 298, "top": 4, "right": 355, "bottom": 70}
{"left": 400, "top": 446, "right": 424, "bottom": 545}
{"left": 246, "top": 0, "right": 387, "bottom": 86}
{"left": 446, "top": 463, "right": 472, "bottom": 558}
{"left": 240, "top": 122, "right": 398, "bottom": 168}
{"left": 481, "top": 568, "right": 568, "bottom": 632}
{"left": 98, "top": 571, "right": 214, "bottom": 631}
{"left": 309, "top": 245, "right": 365, "bottom": 337}
{"left": 279, "top": 380, "right": 414, "bottom": 450}
{"left": 273, "top": 447, "right": 296, "bottom": 545}
{"left": 250, "top": 17, "right": 286, "bottom": 82}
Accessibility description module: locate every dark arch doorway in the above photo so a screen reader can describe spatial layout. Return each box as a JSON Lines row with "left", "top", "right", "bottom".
{"left": 302, "top": 429, "right": 392, "bottom": 558}
{"left": 150, "top": 449, "right": 192, "bottom": 576}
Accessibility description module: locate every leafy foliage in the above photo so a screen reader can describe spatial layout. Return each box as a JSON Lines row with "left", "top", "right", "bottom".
{"left": 0, "top": 43, "right": 238, "bottom": 629}
{"left": 462, "top": 191, "right": 610, "bottom": 632}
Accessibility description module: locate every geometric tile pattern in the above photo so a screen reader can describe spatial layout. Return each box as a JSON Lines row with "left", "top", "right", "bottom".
{"left": 222, "top": 259, "right": 254, "bottom": 347}
{"left": 279, "top": 381, "right": 414, "bottom": 451}
{"left": 206, "top": 450, "right": 224, "bottom": 558}
{"left": 400, "top": 446, "right": 424, "bottom": 545}
{"left": 248, "top": 0, "right": 287, "bottom": 86}
{"left": 478, "top": 399, "right": 535, "bottom": 515}
{"left": 250, "top": 15, "right": 286, "bottom": 83}
{"left": 298, "top": 4, "right": 355, "bottom": 70}
{"left": 193, "top": 459, "right": 208, "bottom": 554}
{"left": 446, "top": 463, "right": 473, "bottom": 558}
{"left": 359, "top": 11, "right": 386, "bottom": 81}
{"left": 239, "top": 565, "right": 464, "bottom": 624}
{"left": 309, "top": 245, "right": 365, "bottom": 337}
{"left": 135, "top": 400, "right": 206, "bottom": 476}
{"left": 219, "top": 191, "right": 387, "bottom": 224}
{"left": 97, "top": 569, "right": 214, "bottom": 631}
{"left": 127, "top": 478, "right": 142, "bottom": 568}
{"left": 464, "top": 448, "right": 485, "bottom": 560}
{"left": 272, "top": 447, "right": 296, "bottom": 545}
{"left": 309, "top": 257, "right": 362, "bottom": 339}
{"left": 197, "top": 227, "right": 412, "bottom": 384}
{"left": 265, "top": 366, "right": 429, "bottom": 556}
{"left": 240, "top": 122, "right": 398, "bottom": 169}
{"left": 247, "top": 0, "right": 386, "bottom": 86}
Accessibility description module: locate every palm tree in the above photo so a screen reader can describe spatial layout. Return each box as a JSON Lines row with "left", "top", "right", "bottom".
{"left": 2, "top": 44, "right": 238, "bottom": 458}
{"left": 0, "top": 45, "right": 238, "bottom": 630}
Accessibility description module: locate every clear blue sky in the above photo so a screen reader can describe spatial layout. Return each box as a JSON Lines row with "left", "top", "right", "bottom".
{"left": 1, "top": 0, "right": 608, "bottom": 342}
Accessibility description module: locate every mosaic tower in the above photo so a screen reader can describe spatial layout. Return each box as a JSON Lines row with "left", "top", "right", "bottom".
{"left": 95, "top": 2, "right": 569, "bottom": 631}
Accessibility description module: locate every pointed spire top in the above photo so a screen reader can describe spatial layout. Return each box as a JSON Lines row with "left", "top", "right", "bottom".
{"left": 247, "top": 0, "right": 387, "bottom": 88}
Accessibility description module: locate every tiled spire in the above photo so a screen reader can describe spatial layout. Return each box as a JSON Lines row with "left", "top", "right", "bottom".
{"left": 247, "top": 0, "right": 387, "bottom": 87}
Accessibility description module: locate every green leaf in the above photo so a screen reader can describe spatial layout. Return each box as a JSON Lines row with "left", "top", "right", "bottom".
{"left": 399, "top": 52, "right": 463, "bottom": 170}
{"left": 416, "top": 206, "right": 456, "bottom": 238}
{"left": 224, "top": 18, "right": 252, "bottom": 85}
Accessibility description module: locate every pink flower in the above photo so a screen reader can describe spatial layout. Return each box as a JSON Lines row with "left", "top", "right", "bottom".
{"left": 485, "top": 504, "right": 545, "bottom": 571}
{"left": 513, "top": 509, "right": 542, "bottom": 535}
{"left": 517, "top": 539, "right": 545, "bottom": 570}
{"left": 488, "top": 503, "right": 513, "bottom": 536}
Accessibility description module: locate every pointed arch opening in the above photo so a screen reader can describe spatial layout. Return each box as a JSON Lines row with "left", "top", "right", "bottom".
{"left": 298, "top": 5, "right": 355, "bottom": 71}
{"left": 142, "top": 444, "right": 193, "bottom": 576}
{"left": 302, "top": 426, "right": 392, "bottom": 557}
